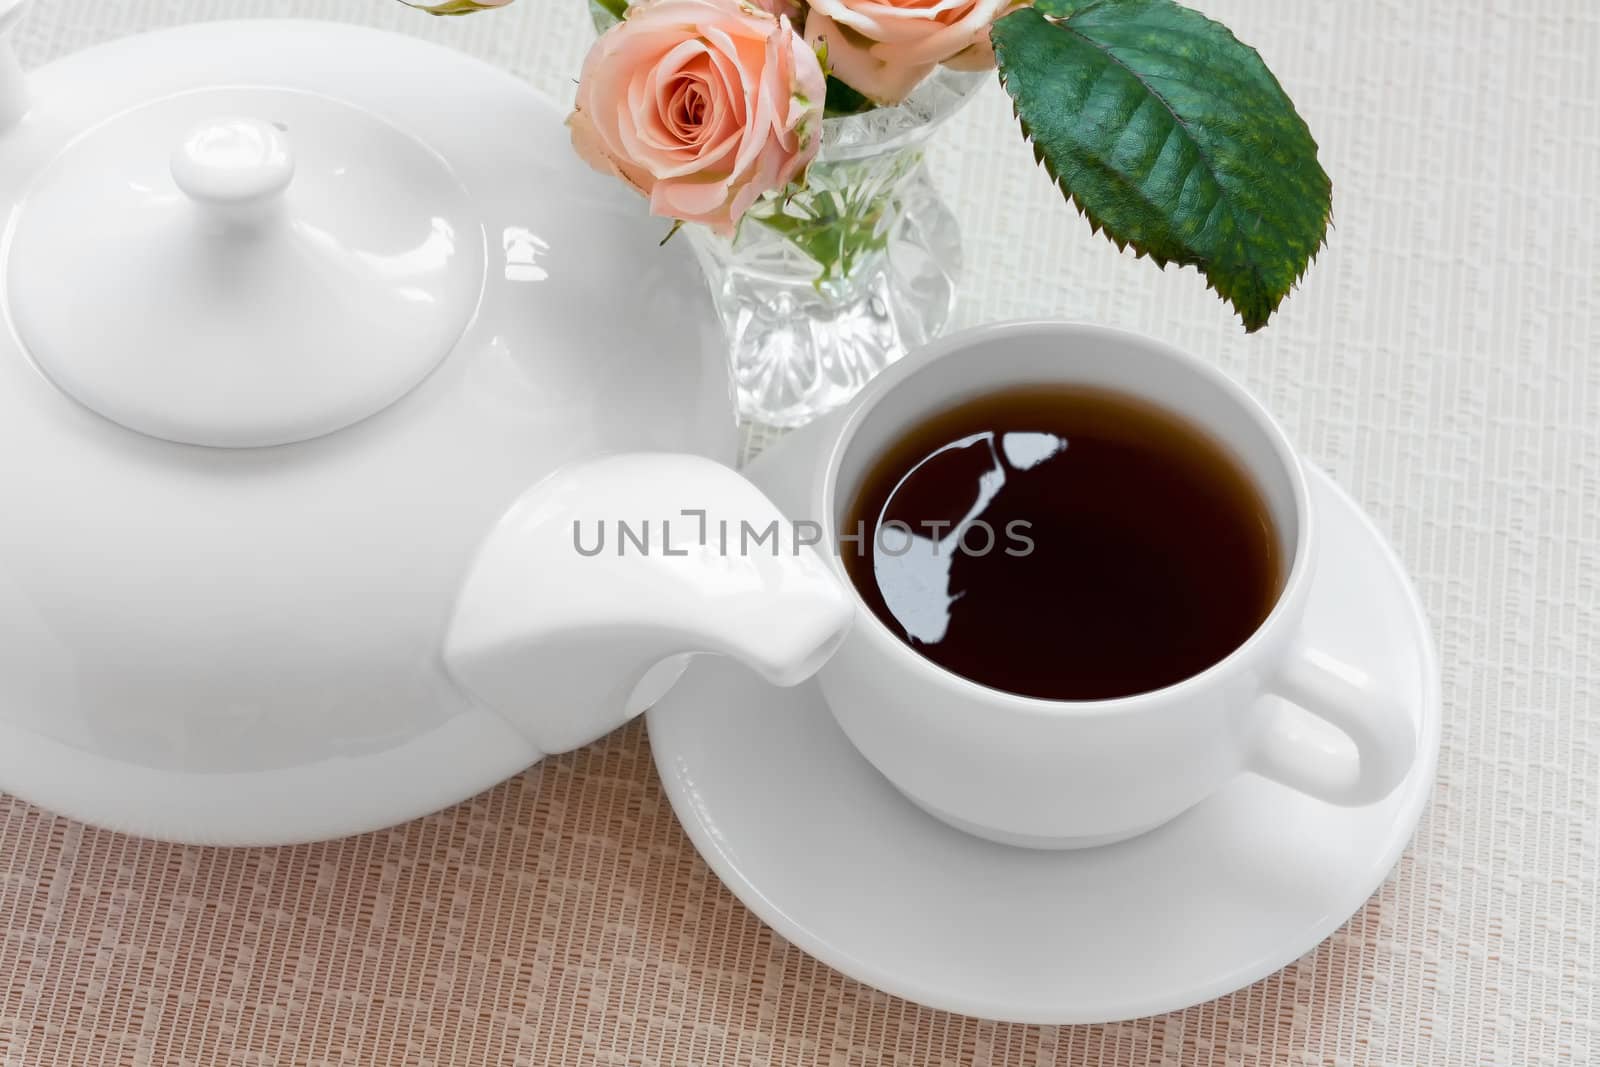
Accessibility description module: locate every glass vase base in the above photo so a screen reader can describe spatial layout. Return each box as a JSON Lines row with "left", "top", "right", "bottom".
{"left": 700, "top": 166, "right": 962, "bottom": 429}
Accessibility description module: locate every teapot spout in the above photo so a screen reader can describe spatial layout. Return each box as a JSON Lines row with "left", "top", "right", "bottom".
{"left": 444, "top": 453, "right": 852, "bottom": 757}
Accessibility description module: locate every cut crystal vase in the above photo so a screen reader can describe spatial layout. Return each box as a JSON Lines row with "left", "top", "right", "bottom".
{"left": 690, "top": 69, "right": 986, "bottom": 427}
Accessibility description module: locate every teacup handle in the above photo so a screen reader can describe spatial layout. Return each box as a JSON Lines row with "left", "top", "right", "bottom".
{"left": 1248, "top": 641, "right": 1416, "bottom": 805}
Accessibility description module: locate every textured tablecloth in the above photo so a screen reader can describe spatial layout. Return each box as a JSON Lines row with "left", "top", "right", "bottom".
{"left": 1, "top": 1, "right": 1596, "bottom": 1064}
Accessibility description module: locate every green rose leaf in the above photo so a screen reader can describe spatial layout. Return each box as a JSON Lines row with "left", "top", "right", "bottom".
{"left": 991, "top": 0, "right": 1331, "bottom": 331}
{"left": 404, "top": 0, "right": 515, "bottom": 13}
{"left": 825, "top": 76, "right": 877, "bottom": 118}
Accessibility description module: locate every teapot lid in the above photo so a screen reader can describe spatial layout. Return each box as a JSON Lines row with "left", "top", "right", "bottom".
{"left": 6, "top": 87, "right": 485, "bottom": 448}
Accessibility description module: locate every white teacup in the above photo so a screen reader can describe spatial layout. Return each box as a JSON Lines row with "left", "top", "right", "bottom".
{"left": 811, "top": 322, "right": 1418, "bottom": 849}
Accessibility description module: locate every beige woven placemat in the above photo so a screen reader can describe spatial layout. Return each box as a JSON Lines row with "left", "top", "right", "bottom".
{"left": 3, "top": 1, "right": 1597, "bottom": 1064}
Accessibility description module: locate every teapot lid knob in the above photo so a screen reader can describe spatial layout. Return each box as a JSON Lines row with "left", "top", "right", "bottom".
{"left": 171, "top": 117, "right": 294, "bottom": 223}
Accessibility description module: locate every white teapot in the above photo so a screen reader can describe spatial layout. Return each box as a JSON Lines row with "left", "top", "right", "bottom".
{"left": 0, "top": 11, "right": 850, "bottom": 843}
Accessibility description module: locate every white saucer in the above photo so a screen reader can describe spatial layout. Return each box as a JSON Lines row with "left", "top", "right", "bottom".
{"left": 647, "top": 414, "right": 1441, "bottom": 1025}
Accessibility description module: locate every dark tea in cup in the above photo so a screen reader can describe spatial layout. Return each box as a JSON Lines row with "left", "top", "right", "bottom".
{"left": 840, "top": 385, "right": 1282, "bottom": 701}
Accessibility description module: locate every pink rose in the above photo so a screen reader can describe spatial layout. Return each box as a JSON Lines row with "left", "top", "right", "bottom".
{"left": 568, "top": 0, "right": 826, "bottom": 237}
{"left": 804, "top": 0, "right": 1014, "bottom": 104}
{"left": 751, "top": 0, "right": 804, "bottom": 20}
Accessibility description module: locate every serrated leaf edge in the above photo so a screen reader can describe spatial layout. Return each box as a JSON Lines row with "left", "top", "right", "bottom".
{"left": 992, "top": 6, "right": 1332, "bottom": 332}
